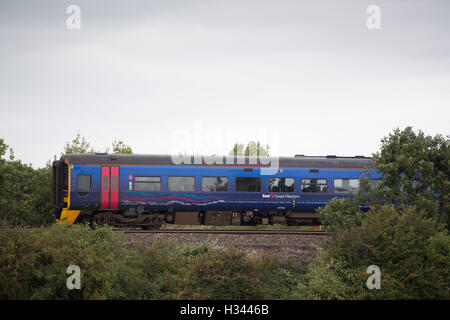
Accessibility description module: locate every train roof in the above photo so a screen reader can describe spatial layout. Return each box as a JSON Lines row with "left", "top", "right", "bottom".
{"left": 62, "top": 154, "right": 374, "bottom": 169}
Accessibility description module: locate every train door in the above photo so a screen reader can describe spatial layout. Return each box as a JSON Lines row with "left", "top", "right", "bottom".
{"left": 100, "top": 166, "right": 120, "bottom": 209}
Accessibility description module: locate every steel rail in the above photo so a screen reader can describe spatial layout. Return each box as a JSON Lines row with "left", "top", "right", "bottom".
{"left": 0, "top": 228, "right": 327, "bottom": 235}
{"left": 114, "top": 228, "right": 327, "bottom": 235}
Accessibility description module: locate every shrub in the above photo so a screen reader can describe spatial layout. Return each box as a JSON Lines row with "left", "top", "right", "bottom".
{"left": 0, "top": 225, "right": 309, "bottom": 300}
{"left": 286, "top": 257, "right": 364, "bottom": 300}
{"left": 327, "top": 206, "right": 450, "bottom": 299}
{"left": 318, "top": 198, "right": 365, "bottom": 232}
{"left": 180, "top": 245, "right": 267, "bottom": 299}
{"left": 0, "top": 224, "right": 139, "bottom": 299}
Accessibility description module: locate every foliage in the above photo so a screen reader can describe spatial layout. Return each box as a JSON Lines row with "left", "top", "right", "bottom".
{"left": 63, "top": 131, "right": 95, "bottom": 154}
{"left": 230, "top": 143, "right": 245, "bottom": 156}
{"left": 110, "top": 138, "right": 133, "bottom": 154}
{"left": 286, "top": 257, "right": 364, "bottom": 300}
{"left": 0, "top": 225, "right": 308, "bottom": 299}
{"left": 363, "top": 127, "right": 449, "bottom": 227}
{"left": 0, "top": 224, "right": 141, "bottom": 299}
{"left": 317, "top": 205, "right": 450, "bottom": 299}
{"left": 327, "top": 206, "right": 450, "bottom": 299}
{"left": 315, "top": 127, "right": 450, "bottom": 299}
{"left": 63, "top": 132, "right": 133, "bottom": 155}
{"left": 229, "top": 141, "right": 270, "bottom": 156}
{"left": 318, "top": 198, "right": 366, "bottom": 233}
{"left": 0, "top": 141, "right": 53, "bottom": 227}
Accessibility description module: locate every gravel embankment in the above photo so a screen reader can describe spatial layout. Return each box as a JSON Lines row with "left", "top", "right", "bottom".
{"left": 124, "top": 232, "right": 329, "bottom": 263}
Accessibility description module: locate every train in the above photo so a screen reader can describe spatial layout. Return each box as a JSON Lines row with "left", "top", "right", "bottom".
{"left": 52, "top": 153, "right": 381, "bottom": 229}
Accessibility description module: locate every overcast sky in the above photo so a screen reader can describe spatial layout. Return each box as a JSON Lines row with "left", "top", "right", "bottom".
{"left": 0, "top": 0, "right": 449, "bottom": 167}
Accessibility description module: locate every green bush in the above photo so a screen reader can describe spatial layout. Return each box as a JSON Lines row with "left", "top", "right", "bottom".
{"left": 0, "top": 138, "right": 53, "bottom": 227}
{"left": 364, "top": 127, "right": 450, "bottom": 229}
{"left": 0, "top": 224, "right": 308, "bottom": 300}
{"left": 325, "top": 206, "right": 450, "bottom": 299}
{"left": 286, "top": 257, "right": 365, "bottom": 300}
{"left": 181, "top": 246, "right": 267, "bottom": 299}
{"left": 318, "top": 198, "right": 365, "bottom": 232}
{"left": 0, "top": 224, "right": 139, "bottom": 299}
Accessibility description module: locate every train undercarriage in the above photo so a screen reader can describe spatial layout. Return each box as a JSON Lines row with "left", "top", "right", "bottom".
{"left": 75, "top": 210, "right": 321, "bottom": 229}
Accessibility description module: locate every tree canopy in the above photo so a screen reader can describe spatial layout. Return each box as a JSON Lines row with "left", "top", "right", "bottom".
{"left": 229, "top": 141, "right": 270, "bottom": 156}
{"left": 356, "top": 127, "right": 449, "bottom": 227}
{"left": 110, "top": 138, "right": 133, "bottom": 154}
{"left": 316, "top": 127, "right": 450, "bottom": 299}
{"left": 63, "top": 132, "right": 95, "bottom": 154}
{"left": 63, "top": 132, "right": 133, "bottom": 155}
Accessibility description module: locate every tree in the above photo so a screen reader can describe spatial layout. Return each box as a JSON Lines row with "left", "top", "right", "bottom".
{"left": 110, "top": 138, "right": 133, "bottom": 154}
{"left": 244, "top": 141, "right": 270, "bottom": 157}
{"left": 63, "top": 131, "right": 95, "bottom": 154}
{"left": 317, "top": 198, "right": 366, "bottom": 233}
{"left": 329, "top": 206, "right": 449, "bottom": 299}
{"left": 320, "top": 127, "right": 450, "bottom": 230}
{"left": 0, "top": 139, "right": 53, "bottom": 227}
{"left": 0, "top": 139, "right": 7, "bottom": 159}
{"left": 0, "top": 139, "right": 7, "bottom": 187}
{"left": 315, "top": 127, "right": 450, "bottom": 299}
{"left": 358, "top": 127, "right": 449, "bottom": 227}
{"left": 229, "top": 143, "right": 245, "bottom": 156}
{"left": 229, "top": 141, "right": 270, "bottom": 156}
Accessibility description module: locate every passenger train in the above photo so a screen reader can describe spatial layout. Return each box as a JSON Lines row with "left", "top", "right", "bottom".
{"left": 52, "top": 154, "right": 380, "bottom": 228}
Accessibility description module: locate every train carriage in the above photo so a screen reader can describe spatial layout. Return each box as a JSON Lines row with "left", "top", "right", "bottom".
{"left": 52, "top": 154, "right": 380, "bottom": 229}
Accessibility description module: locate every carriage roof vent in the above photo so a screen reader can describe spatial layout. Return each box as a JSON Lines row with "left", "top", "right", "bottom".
{"left": 295, "top": 154, "right": 305, "bottom": 157}
{"left": 354, "top": 155, "right": 365, "bottom": 158}
{"left": 95, "top": 152, "right": 107, "bottom": 155}
{"left": 326, "top": 155, "right": 337, "bottom": 158}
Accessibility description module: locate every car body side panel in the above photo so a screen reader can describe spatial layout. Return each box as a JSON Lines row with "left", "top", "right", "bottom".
{"left": 69, "top": 164, "right": 380, "bottom": 212}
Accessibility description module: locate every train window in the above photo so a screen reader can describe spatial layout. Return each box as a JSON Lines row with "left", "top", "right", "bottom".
{"left": 301, "top": 179, "right": 328, "bottom": 193}
{"left": 202, "top": 177, "right": 229, "bottom": 192}
{"left": 77, "top": 174, "right": 91, "bottom": 191}
{"left": 103, "top": 176, "right": 108, "bottom": 191}
{"left": 112, "top": 176, "right": 118, "bottom": 191}
{"left": 168, "top": 176, "right": 195, "bottom": 192}
{"left": 334, "top": 179, "right": 360, "bottom": 194}
{"left": 134, "top": 176, "right": 161, "bottom": 192}
{"left": 369, "top": 179, "right": 382, "bottom": 189}
{"left": 268, "top": 178, "right": 295, "bottom": 192}
{"left": 236, "top": 177, "right": 261, "bottom": 192}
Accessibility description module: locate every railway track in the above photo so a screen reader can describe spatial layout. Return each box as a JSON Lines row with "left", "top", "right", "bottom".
{"left": 113, "top": 228, "right": 327, "bottom": 235}
{"left": 0, "top": 228, "right": 327, "bottom": 236}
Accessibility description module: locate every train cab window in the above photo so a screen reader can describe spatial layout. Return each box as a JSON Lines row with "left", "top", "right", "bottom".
{"left": 168, "top": 176, "right": 195, "bottom": 192}
{"left": 77, "top": 175, "right": 91, "bottom": 191}
{"left": 202, "top": 177, "right": 229, "bottom": 192}
{"left": 334, "top": 178, "right": 360, "bottom": 194}
{"left": 135, "top": 176, "right": 161, "bottom": 192}
{"left": 268, "top": 178, "right": 295, "bottom": 192}
{"left": 301, "top": 179, "right": 328, "bottom": 193}
{"left": 236, "top": 177, "right": 261, "bottom": 192}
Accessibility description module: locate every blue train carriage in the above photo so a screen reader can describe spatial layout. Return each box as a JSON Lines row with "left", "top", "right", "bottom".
{"left": 51, "top": 154, "right": 380, "bottom": 229}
